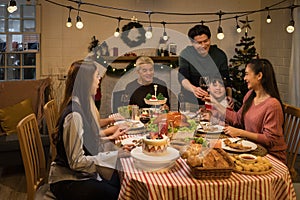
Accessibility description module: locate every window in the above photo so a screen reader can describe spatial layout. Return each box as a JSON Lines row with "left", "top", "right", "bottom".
{"left": 0, "top": 2, "right": 39, "bottom": 81}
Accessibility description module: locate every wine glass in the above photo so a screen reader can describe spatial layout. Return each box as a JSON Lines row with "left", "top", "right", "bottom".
{"left": 139, "top": 108, "right": 150, "bottom": 135}
{"left": 199, "top": 76, "right": 212, "bottom": 110}
{"left": 121, "top": 93, "right": 129, "bottom": 106}
{"left": 199, "top": 76, "right": 209, "bottom": 91}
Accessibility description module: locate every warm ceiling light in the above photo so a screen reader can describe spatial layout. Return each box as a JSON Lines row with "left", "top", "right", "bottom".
{"left": 266, "top": 14, "right": 272, "bottom": 23}
{"left": 286, "top": 6, "right": 295, "bottom": 33}
{"left": 162, "top": 21, "right": 168, "bottom": 41}
{"left": 7, "top": 0, "right": 17, "bottom": 13}
{"left": 217, "top": 26, "right": 224, "bottom": 40}
{"left": 145, "top": 11, "right": 153, "bottom": 39}
{"left": 76, "top": 15, "right": 83, "bottom": 29}
{"left": 145, "top": 26, "right": 153, "bottom": 39}
{"left": 66, "top": 7, "right": 72, "bottom": 28}
{"left": 114, "top": 17, "right": 121, "bottom": 37}
{"left": 217, "top": 11, "right": 224, "bottom": 40}
{"left": 114, "top": 27, "right": 120, "bottom": 37}
{"left": 286, "top": 20, "right": 295, "bottom": 33}
{"left": 235, "top": 16, "right": 241, "bottom": 33}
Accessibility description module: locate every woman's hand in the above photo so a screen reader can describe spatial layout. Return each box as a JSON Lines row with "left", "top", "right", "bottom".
{"left": 223, "top": 125, "right": 242, "bottom": 137}
{"left": 103, "top": 128, "right": 126, "bottom": 141}
{"left": 226, "top": 96, "right": 234, "bottom": 109}
{"left": 109, "top": 113, "right": 125, "bottom": 121}
{"left": 118, "top": 144, "right": 134, "bottom": 158}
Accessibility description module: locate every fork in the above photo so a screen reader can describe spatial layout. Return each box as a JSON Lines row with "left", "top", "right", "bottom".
{"left": 233, "top": 138, "right": 244, "bottom": 143}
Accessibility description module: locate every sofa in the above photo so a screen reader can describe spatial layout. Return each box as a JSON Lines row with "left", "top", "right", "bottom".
{"left": 0, "top": 78, "right": 51, "bottom": 166}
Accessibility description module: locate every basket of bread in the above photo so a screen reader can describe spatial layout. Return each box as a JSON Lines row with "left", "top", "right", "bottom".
{"left": 181, "top": 142, "right": 234, "bottom": 179}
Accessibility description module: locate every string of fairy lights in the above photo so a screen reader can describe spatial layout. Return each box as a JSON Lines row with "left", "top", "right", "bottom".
{"left": 39, "top": 0, "right": 299, "bottom": 40}
{"left": 6, "top": 0, "right": 300, "bottom": 37}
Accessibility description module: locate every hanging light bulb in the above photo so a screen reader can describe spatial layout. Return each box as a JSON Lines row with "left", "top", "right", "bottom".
{"left": 76, "top": 15, "right": 83, "bottom": 29}
{"left": 163, "top": 32, "right": 168, "bottom": 41}
{"left": 66, "top": 17, "right": 72, "bottom": 28}
{"left": 266, "top": 8, "right": 272, "bottom": 24}
{"left": 162, "top": 21, "right": 168, "bottom": 41}
{"left": 7, "top": 0, "right": 17, "bottom": 13}
{"left": 145, "top": 26, "right": 153, "bottom": 39}
{"left": 286, "top": 20, "right": 295, "bottom": 33}
{"left": 145, "top": 11, "right": 153, "bottom": 39}
{"left": 266, "top": 15, "right": 272, "bottom": 24}
{"left": 217, "top": 11, "right": 224, "bottom": 40}
{"left": 235, "top": 16, "right": 241, "bottom": 33}
{"left": 114, "top": 17, "right": 121, "bottom": 37}
{"left": 66, "top": 7, "right": 72, "bottom": 28}
{"left": 75, "top": 2, "right": 83, "bottom": 29}
{"left": 217, "top": 26, "right": 224, "bottom": 40}
{"left": 286, "top": 6, "right": 295, "bottom": 33}
{"left": 114, "top": 28, "right": 120, "bottom": 37}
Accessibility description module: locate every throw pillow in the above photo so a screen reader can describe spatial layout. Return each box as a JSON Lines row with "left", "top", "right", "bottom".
{"left": 0, "top": 98, "right": 34, "bottom": 135}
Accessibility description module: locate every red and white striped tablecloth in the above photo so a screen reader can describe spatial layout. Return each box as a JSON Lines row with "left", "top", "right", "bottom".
{"left": 117, "top": 144, "right": 296, "bottom": 199}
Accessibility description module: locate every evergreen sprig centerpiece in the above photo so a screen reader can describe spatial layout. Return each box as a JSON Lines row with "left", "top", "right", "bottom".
{"left": 229, "top": 32, "right": 258, "bottom": 110}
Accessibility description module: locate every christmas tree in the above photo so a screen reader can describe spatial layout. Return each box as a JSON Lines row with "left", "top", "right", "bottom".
{"left": 229, "top": 31, "right": 258, "bottom": 110}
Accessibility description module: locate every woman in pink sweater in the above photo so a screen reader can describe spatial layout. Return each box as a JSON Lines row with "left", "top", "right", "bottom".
{"left": 210, "top": 59, "right": 287, "bottom": 163}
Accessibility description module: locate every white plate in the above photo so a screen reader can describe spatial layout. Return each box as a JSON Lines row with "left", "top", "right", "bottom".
{"left": 121, "top": 137, "right": 143, "bottom": 146}
{"left": 221, "top": 138, "right": 257, "bottom": 152}
{"left": 115, "top": 120, "right": 144, "bottom": 130}
{"left": 197, "top": 125, "right": 224, "bottom": 134}
{"left": 131, "top": 147, "right": 179, "bottom": 171}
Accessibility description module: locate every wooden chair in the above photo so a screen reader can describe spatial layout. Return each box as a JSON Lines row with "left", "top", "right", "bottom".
{"left": 17, "top": 113, "right": 56, "bottom": 200}
{"left": 43, "top": 99, "right": 59, "bottom": 161}
{"left": 283, "top": 103, "right": 300, "bottom": 181}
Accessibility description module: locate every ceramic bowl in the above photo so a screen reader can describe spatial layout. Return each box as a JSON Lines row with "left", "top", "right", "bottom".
{"left": 239, "top": 154, "right": 257, "bottom": 164}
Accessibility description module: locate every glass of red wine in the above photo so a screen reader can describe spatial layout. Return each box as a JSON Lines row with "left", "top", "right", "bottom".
{"left": 199, "top": 76, "right": 212, "bottom": 111}
{"left": 140, "top": 108, "right": 150, "bottom": 135}
{"left": 199, "top": 76, "right": 209, "bottom": 91}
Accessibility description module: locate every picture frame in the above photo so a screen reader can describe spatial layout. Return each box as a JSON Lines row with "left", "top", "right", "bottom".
{"left": 168, "top": 43, "right": 177, "bottom": 56}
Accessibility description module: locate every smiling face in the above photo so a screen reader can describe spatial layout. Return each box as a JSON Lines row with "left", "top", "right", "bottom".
{"left": 209, "top": 79, "right": 226, "bottom": 101}
{"left": 137, "top": 63, "right": 154, "bottom": 85}
{"left": 244, "top": 64, "right": 262, "bottom": 90}
{"left": 91, "top": 70, "right": 100, "bottom": 96}
{"left": 192, "top": 34, "right": 211, "bottom": 56}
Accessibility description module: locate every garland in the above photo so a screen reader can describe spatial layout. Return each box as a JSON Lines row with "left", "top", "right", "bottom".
{"left": 106, "top": 60, "right": 179, "bottom": 76}
{"left": 89, "top": 36, "right": 179, "bottom": 77}
{"left": 121, "top": 22, "right": 146, "bottom": 47}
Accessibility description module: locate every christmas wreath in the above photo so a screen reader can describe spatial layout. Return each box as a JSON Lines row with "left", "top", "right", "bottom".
{"left": 121, "top": 22, "right": 146, "bottom": 47}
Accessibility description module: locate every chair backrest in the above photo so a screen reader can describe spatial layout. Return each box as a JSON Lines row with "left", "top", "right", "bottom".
{"left": 43, "top": 99, "right": 59, "bottom": 161}
{"left": 283, "top": 103, "right": 300, "bottom": 180}
{"left": 17, "top": 113, "right": 46, "bottom": 200}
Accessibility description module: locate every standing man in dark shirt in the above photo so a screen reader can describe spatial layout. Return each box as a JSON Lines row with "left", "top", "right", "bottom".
{"left": 178, "top": 24, "right": 231, "bottom": 106}
{"left": 125, "top": 56, "right": 170, "bottom": 110}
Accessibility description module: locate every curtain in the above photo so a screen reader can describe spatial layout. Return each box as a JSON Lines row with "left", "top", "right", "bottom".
{"left": 288, "top": 2, "right": 300, "bottom": 107}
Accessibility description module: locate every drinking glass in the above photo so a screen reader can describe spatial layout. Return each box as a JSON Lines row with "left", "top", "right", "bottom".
{"left": 199, "top": 76, "right": 212, "bottom": 110}
{"left": 199, "top": 76, "right": 209, "bottom": 91}
{"left": 121, "top": 93, "right": 129, "bottom": 106}
{"left": 140, "top": 108, "right": 150, "bottom": 134}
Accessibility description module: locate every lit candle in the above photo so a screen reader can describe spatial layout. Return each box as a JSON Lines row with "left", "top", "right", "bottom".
{"left": 154, "top": 84, "right": 158, "bottom": 97}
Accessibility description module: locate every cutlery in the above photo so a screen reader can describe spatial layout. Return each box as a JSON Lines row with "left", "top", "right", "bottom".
{"left": 233, "top": 138, "right": 244, "bottom": 143}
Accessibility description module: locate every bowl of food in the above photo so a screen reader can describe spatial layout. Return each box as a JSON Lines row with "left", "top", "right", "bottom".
{"left": 239, "top": 154, "right": 257, "bottom": 164}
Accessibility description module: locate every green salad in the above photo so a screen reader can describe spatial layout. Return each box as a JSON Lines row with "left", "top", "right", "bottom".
{"left": 147, "top": 118, "right": 198, "bottom": 133}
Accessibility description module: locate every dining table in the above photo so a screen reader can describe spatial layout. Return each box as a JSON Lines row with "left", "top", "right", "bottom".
{"left": 116, "top": 134, "right": 296, "bottom": 200}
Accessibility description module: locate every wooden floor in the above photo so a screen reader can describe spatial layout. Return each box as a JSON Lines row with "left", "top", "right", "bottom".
{"left": 0, "top": 156, "right": 300, "bottom": 200}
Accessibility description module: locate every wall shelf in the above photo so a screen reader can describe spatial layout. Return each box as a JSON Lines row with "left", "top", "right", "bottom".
{"left": 103, "top": 56, "right": 178, "bottom": 64}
